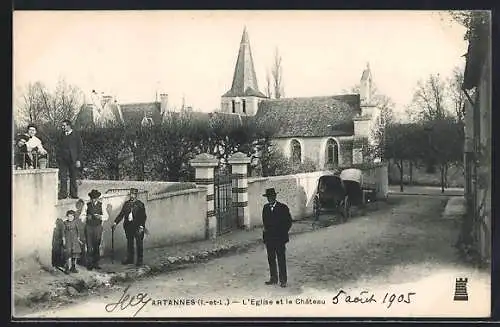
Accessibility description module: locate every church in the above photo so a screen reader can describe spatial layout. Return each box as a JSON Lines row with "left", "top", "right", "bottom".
{"left": 74, "top": 27, "right": 382, "bottom": 170}
{"left": 220, "top": 27, "right": 381, "bottom": 169}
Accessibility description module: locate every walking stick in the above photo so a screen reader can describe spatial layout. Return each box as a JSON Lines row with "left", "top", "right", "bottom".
{"left": 111, "top": 227, "right": 115, "bottom": 264}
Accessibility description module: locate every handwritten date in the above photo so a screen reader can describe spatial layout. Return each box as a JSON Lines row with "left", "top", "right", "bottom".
{"left": 332, "top": 290, "right": 416, "bottom": 308}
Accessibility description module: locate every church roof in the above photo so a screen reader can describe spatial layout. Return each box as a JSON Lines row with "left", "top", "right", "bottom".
{"left": 120, "top": 102, "right": 162, "bottom": 126}
{"left": 222, "top": 27, "right": 267, "bottom": 98}
{"left": 253, "top": 94, "right": 361, "bottom": 138}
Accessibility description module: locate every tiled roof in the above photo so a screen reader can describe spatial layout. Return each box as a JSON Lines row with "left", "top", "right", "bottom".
{"left": 120, "top": 102, "right": 162, "bottom": 126}
{"left": 253, "top": 94, "right": 361, "bottom": 138}
{"left": 74, "top": 105, "right": 95, "bottom": 129}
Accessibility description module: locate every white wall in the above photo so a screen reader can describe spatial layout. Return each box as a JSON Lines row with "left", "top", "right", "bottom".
{"left": 13, "top": 169, "right": 58, "bottom": 267}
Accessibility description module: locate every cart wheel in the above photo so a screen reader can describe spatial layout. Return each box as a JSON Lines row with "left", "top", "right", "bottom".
{"left": 343, "top": 196, "right": 351, "bottom": 221}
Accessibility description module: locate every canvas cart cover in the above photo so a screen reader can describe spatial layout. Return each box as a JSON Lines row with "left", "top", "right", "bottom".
{"left": 340, "top": 168, "right": 363, "bottom": 184}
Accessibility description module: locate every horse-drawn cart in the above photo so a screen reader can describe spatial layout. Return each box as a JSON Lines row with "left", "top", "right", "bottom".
{"left": 312, "top": 168, "right": 378, "bottom": 223}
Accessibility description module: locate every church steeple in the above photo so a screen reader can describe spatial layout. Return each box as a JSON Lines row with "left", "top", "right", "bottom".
{"left": 222, "top": 26, "right": 266, "bottom": 98}
{"left": 360, "top": 62, "right": 373, "bottom": 105}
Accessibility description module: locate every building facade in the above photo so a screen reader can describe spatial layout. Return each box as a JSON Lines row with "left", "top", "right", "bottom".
{"left": 221, "top": 27, "right": 381, "bottom": 169}
{"left": 462, "top": 12, "right": 491, "bottom": 264}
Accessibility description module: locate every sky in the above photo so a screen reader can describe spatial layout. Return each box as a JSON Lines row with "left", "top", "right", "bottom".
{"left": 13, "top": 10, "right": 468, "bottom": 117}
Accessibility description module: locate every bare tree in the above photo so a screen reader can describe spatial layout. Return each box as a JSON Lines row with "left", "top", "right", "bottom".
{"left": 265, "top": 69, "right": 273, "bottom": 99}
{"left": 16, "top": 78, "right": 84, "bottom": 129}
{"left": 271, "top": 48, "right": 284, "bottom": 99}
{"left": 448, "top": 66, "right": 467, "bottom": 123}
{"left": 411, "top": 73, "right": 449, "bottom": 121}
{"left": 15, "top": 82, "right": 47, "bottom": 126}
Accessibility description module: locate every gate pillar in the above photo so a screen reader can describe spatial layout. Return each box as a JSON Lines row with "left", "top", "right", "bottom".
{"left": 190, "top": 153, "right": 219, "bottom": 239}
{"left": 228, "top": 152, "right": 251, "bottom": 229}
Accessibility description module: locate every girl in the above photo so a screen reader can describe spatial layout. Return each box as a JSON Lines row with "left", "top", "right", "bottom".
{"left": 63, "top": 210, "right": 83, "bottom": 274}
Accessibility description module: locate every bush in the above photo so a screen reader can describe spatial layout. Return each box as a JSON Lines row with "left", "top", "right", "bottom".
{"left": 260, "top": 145, "right": 318, "bottom": 177}
{"left": 20, "top": 116, "right": 273, "bottom": 182}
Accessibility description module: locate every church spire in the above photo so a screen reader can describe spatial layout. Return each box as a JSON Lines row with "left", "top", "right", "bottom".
{"left": 360, "top": 62, "right": 373, "bottom": 106}
{"left": 222, "top": 27, "right": 266, "bottom": 98}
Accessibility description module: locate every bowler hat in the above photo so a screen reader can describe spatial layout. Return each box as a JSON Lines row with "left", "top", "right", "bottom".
{"left": 262, "top": 188, "right": 278, "bottom": 197}
{"left": 130, "top": 188, "right": 139, "bottom": 194}
{"left": 88, "top": 189, "right": 101, "bottom": 199}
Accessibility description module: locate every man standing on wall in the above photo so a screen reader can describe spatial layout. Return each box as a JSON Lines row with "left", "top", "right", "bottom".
{"left": 80, "top": 189, "right": 108, "bottom": 270}
{"left": 112, "top": 188, "right": 147, "bottom": 267}
{"left": 262, "top": 188, "right": 292, "bottom": 288}
{"left": 56, "top": 119, "right": 83, "bottom": 199}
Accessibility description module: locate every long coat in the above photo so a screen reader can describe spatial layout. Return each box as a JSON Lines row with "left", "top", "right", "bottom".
{"left": 56, "top": 131, "right": 83, "bottom": 164}
{"left": 262, "top": 201, "right": 293, "bottom": 244}
{"left": 114, "top": 199, "right": 147, "bottom": 232}
{"left": 63, "top": 219, "right": 81, "bottom": 257}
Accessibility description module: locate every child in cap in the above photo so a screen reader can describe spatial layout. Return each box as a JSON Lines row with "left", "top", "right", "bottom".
{"left": 63, "top": 210, "right": 83, "bottom": 274}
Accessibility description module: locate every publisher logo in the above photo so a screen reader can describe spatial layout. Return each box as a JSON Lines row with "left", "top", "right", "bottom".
{"left": 453, "top": 277, "right": 468, "bottom": 301}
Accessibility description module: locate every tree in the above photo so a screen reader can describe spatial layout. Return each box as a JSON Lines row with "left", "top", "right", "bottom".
{"left": 271, "top": 48, "right": 284, "bottom": 99}
{"left": 423, "top": 118, "right": 464, "bottom": 193}
{"left": 448, "top": 66, "right": 467, "bottom": 123}
{"left": 384, "top": 123, "right": 427, "bottom": 191}
{"left": 15, "top": 82, "right": 46, "bottom": 126}
{"left": 411, "top": 74, "right": 449, "bottom": 121}
{"left": 16, "top": 78, "right": 85, "bottom": 129}
{"left": 265, "top": 69, "right": 273, "bottom": 99}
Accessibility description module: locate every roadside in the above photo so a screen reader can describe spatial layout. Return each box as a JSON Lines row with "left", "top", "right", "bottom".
{"left": 19, "top": 194, "right": 489, "bottom": 318}
{"left": 14, "top": 206, "right": 359, "bottom": 315}
{"left": 13, "top": 190, "right": 470, "bottom": 317}
{"left": 389, "top": 185, "right": 464, "bottom": 196}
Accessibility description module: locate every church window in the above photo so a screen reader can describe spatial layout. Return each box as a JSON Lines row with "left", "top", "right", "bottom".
{"left": 326, "top": 138, "right": 339, "bottom": 167}
{"left": 290, "top": 139, "right": 302, "bottom": 165}
{"left": 232, "top": 100, "right": 236, "bottom": 113}
{"left": 242, "top": 99, "right": 246, "bottom": 114}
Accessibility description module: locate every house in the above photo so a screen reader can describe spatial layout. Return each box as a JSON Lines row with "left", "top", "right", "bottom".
{"left": 74, "top": 27, "right": 382, "bottom": 171}
{"left": 219, "top": 27, "right": 381, "bottom": 169}
{"left": 462, "top": 12, "right": 491, "bottom": 264}
{"left": 74, "top": 92, "right": 167, "bottom": 129}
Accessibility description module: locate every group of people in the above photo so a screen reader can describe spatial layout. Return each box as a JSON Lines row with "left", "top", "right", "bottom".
{"left": 53, "top": 187, "right": 148, "bottom": 274}
{"left": 14, "top": 119, "right": 85, "bottom": 200}
{"left": 19, "top": 119, "right": 294, "bottom": 287}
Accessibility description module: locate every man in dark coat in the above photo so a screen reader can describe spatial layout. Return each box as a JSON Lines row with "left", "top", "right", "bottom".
{"left": 112, "top": 188, "right": 147, "bottom": 266}
{"left": 262, "top": 188, "right": 292, "bottom": 288}
{"left": 56, "top": 119, "right": 83, "bottom": 199}
{"left": 81, "top": 189, "right": 108, "bottom": 270}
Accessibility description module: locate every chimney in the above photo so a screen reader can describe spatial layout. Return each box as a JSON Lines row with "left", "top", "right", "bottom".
{"left": 160, "top": 93, "right": 168, "bottom": 114}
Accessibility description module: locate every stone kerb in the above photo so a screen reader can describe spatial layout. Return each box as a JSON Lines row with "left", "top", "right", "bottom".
{"left": 228, "top": 152, "right": 251, "bottom": 229}
{"left": 189, "top": 153, "right": 219, "bottom": 239}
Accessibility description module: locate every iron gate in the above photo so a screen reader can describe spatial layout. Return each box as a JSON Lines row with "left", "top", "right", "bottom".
{"left": 214, "top": 165, "right": 237, "bottom": 235}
